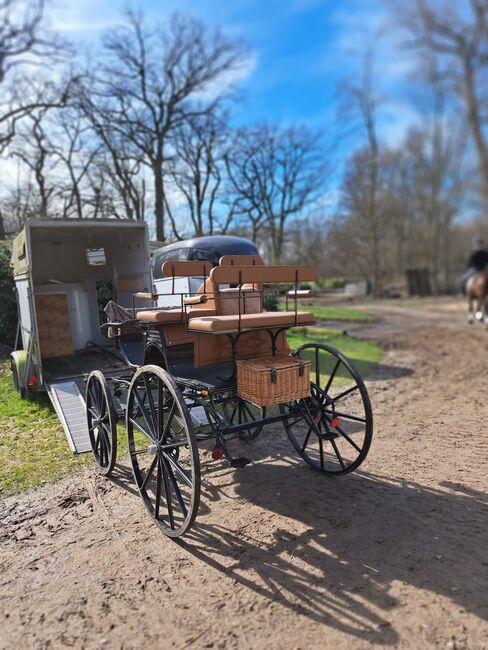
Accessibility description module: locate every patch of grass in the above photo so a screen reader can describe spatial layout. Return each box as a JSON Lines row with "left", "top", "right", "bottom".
{"left": 0, "top": 359, "right": 91, "bottom": 495}
{"left": 280, "top": 303, "right": 377, "bottom": 322}
{"left": 287, "top": 326, "right": 382, "bottom": 382}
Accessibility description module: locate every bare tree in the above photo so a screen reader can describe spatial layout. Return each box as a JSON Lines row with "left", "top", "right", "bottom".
{"left": 46, "top": 109, "right": 101, "bottom": 219}
{"left": 9, "top": 107, "right": 59, "bottom": 219}
{"left": 87, "top": 11, "right": 246, "bottom": 241}
{"left": 397, "top": 0, "right": 488, "bottom": 208}
{"left": 78, "top": 85, "right": 146, "bottom": 221}
{"left": 337, "top": 50, "right": 385, "bottom": 294}
{"left": 225, "top": 123, "right": 326, "bottom": 262}
{"left": 164, "top": 112, "right": 230, "bottom": 238}
{"left": 0, "top": 0, "right": 69, "bottom": 152}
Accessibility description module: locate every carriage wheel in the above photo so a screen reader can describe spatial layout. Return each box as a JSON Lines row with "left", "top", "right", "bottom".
{"left": 225, "top": 396, "right": 264, "bottom": 441}
{"left": 126, "top": 365, "right": 200, "bottom": 538}
{"left": 86, "top": 371, "right": 118, "bottom": 476}
{"left": 282, "top": 343, "right": 373, "bottom": 475}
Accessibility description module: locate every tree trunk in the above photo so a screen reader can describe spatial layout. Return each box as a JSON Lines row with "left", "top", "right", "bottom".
{"left": 153, "top": 158, "right": 164, "bottom": 242}
{"left": 463, "top": 54, "right": 488, "bottom": 209}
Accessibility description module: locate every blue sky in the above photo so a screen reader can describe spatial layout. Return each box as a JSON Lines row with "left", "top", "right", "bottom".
{"left": 48, "top": 0, "right": 421, "bottom": 147}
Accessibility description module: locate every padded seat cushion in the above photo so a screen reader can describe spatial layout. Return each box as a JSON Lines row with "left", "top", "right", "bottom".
{"left": 188, "top": 311, "right": 316, "bottom": 332}
{"left": 136, "top": 308, "right": 215, "bottom": 323}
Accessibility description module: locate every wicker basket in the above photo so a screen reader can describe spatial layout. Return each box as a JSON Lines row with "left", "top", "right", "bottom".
{"left": 236, "top": 354, "right": 310, "bottom": 406}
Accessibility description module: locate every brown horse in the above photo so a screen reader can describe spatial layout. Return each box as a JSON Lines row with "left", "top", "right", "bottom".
{"left": 466, "top": 271, "right": 488, "bottom": 324}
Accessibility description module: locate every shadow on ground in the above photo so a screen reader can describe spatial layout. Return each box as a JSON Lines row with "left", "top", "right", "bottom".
{"left": 176, "top": 460, "right": 488, "bottom": 645}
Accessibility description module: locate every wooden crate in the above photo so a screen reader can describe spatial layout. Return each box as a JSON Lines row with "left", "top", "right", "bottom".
{"left": 35, "top": 293, "right": 73, "bottom": 359}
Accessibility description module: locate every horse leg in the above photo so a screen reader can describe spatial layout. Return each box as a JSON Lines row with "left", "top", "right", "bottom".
{"left": 468, "top": 297, "right": 474, "bottom": 324}
{"left": 475, "top": 298, "right": 484, "bottom": 322}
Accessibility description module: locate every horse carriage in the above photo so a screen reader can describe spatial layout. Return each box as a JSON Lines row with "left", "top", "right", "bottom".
{"left": 11, "top": 221, "right": 373, "bottom": 538}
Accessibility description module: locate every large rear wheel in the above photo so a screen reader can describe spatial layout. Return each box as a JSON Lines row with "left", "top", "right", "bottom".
{"left": 283, "top": 343, "right": 373, "bottom": 475}
{"left": 126, "top": 365, "right": 200, "bottom": 537}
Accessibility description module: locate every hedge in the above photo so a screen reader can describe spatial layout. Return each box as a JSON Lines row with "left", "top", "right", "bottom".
{"left": 0, "top": 242, "right": 17, "bottom": 347}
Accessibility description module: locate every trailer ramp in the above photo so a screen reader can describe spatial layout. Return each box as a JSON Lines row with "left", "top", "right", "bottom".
{"left": 46, "top": 380, "right": 91, "bottom": 453}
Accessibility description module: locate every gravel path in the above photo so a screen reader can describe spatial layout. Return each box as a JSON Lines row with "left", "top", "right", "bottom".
{"left": 1, "top": 299, "right": 487, "bottom": 649}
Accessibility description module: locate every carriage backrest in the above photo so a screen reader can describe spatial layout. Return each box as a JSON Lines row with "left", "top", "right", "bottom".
{"left": 219, "top": 255, "right": 264, "bottom": 267}
{"left": 210, "top": 265, "right": 317, "bottom": 286}
{"left": 161, "top": 260, "right": 213, "bottom": 278}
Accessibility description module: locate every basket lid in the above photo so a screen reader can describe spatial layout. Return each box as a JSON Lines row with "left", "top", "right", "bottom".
{"left": 236, "top": 354, "right": 309, "bottom": 371}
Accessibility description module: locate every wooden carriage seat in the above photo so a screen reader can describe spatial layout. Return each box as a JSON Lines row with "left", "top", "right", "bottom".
{"left": 133, "top": 260, "right": 217, "bottom": 348}
{"left": 135, "top": 307, "right": 216, "bottom": 323}
{"left": 188, "top": 264, "right": 316, "bottom": 334}
{"left": 188, "top": 310, "right": 315, "bottom": 333}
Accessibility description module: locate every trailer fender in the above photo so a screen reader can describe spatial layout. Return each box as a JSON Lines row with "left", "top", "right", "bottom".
{"left": 10, "top": 350, "right": 28, "bottom": 399}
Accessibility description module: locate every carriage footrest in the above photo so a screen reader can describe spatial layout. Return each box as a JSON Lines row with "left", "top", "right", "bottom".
{"left": 230, "top": 456, "right": 251, "bottom": 468}
{"left": 321, "top": 431, "right": 339, "bottom": 440}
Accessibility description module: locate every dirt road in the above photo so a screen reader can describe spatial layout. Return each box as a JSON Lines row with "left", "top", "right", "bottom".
{"left": 1, "top": 300, "right": 487, "bottom": 649}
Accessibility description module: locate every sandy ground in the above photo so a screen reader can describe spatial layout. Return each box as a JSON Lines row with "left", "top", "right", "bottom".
{"left": 1, "top": 299, "right": 488, "bottom": 649}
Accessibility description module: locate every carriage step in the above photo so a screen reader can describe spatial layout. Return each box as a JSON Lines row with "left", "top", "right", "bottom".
{"left": 230, "top": 456, "right": 251, "bottom": 468}
{"left": 321, "top": 431, "right": 339, "bottom": 440}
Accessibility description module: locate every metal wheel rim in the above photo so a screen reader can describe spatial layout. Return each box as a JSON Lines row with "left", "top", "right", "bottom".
{"left": 86, "top": 370, "right": 117, "bottom": 476}
{"left": 283, "top": 343, "right": 373, "bottom": 475}
{"left": 126, "top": 365, "right": 200, "bottom": 538}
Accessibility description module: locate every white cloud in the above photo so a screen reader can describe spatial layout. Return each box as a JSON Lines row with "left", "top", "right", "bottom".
{"left": 192, "top": 51, "right": 258, "bottom": 101}
{"left": 378, "top": 101, "right": 422, "bottom": 147}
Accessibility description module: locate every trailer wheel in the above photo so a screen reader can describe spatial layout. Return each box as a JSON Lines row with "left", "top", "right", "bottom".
{"left": 86, "top": 371, "right": 117, "bottom": 476}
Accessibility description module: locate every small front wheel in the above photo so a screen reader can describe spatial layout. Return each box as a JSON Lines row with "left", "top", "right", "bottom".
{"left": 86, "top": 371, "right": 118, "bottom": 476}
{"left": 126, "top": 365, "right": 200, "bottom": 538}
{"left": 283, "top": 343, "right": 373, "bottom": 475}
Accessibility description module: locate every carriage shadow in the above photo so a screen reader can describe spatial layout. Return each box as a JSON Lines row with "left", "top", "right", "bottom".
{"left": 364, "top": 362, "right": 413, "bottom": 381}
{"left": 181, "top": 459, "right": 487, "bottom": 645}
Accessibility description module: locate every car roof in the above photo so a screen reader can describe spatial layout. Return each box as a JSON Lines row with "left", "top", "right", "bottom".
{"left": 155, "top": 235, "right": 259, "bottom": 256}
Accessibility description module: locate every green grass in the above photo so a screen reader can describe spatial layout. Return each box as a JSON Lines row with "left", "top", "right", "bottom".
{"left": 0, "top": 359, "right": 91, "bottom": 495}
{"left": 280, "top": 303, "right": 377, "bottom": 322}
{"left": 287, "top": 326, "right": 382, "bottom": 382}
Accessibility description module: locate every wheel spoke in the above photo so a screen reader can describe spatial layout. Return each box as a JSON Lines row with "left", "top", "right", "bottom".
{"left": 336, "top": 424, "right": 362, "bottom": 453}
{"left": 100, "top": 421, "right": 113, "bottom": 438}
{"left": 324, "top": 409, "right": 366, "bottom": 424}
{"left": 324, "top": 358, "right": 341, "bottom": 395}
{"left": 161, "top": 399, "right": 177, "bottom": 442}
{"left": 99, "top": 429, "right": 106, "bottom": 465}
{"left": 157, "top": 379, "right": 164, "bottom": 440}
{"left": 143, "top": 375, "right": 159, "bottom": 435}
{"left": 315, "top": 346, "right": 320, "bottom": 387}
{"left": 154, "top": 458, "right": 162, "bottom": 519}
{"left": 93, "top": 428, "right": 101, "bottom": 452}
{"left": 161, "top": 450, "right": 192, "bottom": 488}
{"left": 161, "top": 457, "right": 175, "bottom": 529}
{"left": 141, "top": 455, "right": 158, "bottom": 490}
{"left": 129, "top": 416, "right": 154, "bottom": 443}
{"left": 319, "top": 437, "right": 324, "bottom": 468}
{"left": 132, "top": 387, "right": 157, "bottom": 440}
{"left": 87, "top": 406, "right": 100, "bottom": 421}
{"left": 330, "top": 437, "right": 346, "bottom": 469}
{"left": 332, "top": 384, "right": 359, "bottom": 403}
{"left": 164, "top": 459, "right": 188, "bottom": 519}
{"left": 301, "top": 426, "right": 312, "bottom": 452}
